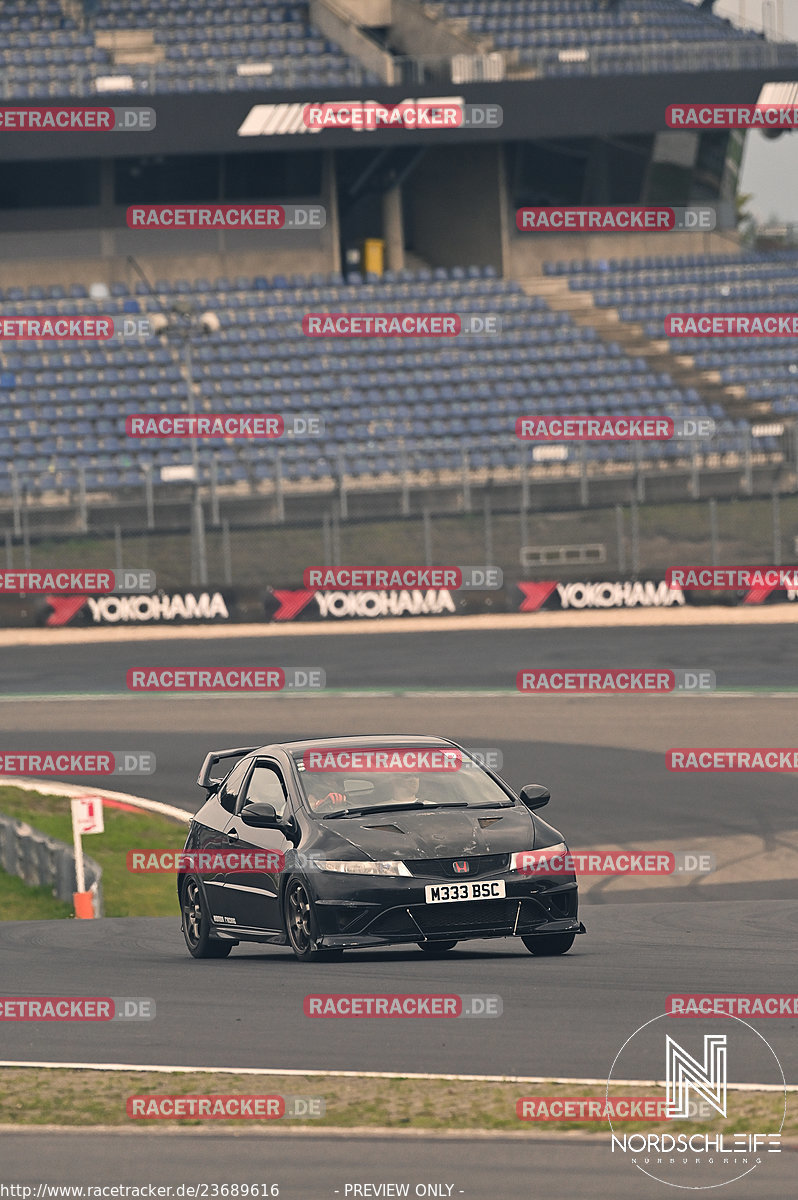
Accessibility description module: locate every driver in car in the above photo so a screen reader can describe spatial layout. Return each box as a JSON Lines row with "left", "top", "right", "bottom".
{"left": 390, "top": 772, "right": 421, "bottom": 803}
{"left": 306, "top": 773, "right": 349, "bottom": 813}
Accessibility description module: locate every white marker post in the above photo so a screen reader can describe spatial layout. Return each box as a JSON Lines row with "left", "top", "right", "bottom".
{"left": 70, "top": 795, "right": 104, "bottom": 918}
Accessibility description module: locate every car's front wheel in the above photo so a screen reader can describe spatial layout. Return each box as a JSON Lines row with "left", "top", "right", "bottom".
{"left": 284, "top": 877, "right": 344, "bottom": 961}
{"left": 416, "top": 941, "right": 458, "bottom": 955}
{"left": 180, "top": 876, "right": 233, "bottom": 959}
{"left": 521, "top": 932, "right": 576, "bottom": 956}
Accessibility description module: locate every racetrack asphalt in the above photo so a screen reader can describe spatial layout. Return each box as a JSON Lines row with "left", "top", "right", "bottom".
{"left": 1, "top": 1130, "right": 796, "bottom": 1199}
{"left": 1, "top": 622, "right": 796, "bottom": 904}
{"left": 1, "top": 620, "right": 796, "bottom": 1196}
{"left": 1, "top": 900, "right": 795, "bottom": 1082}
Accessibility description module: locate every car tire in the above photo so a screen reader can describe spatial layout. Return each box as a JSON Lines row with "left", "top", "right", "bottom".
{"left": 180, "top": 875, "right": 233, "bottom": 959}
{"left": 416, "top": 941, "right": 458, "bottom": 955}
{"left": 521, "top": 932, "right": 576, "bottom": 956}
{"left": 284, "top": 877, "right": 344, "bottom": 961}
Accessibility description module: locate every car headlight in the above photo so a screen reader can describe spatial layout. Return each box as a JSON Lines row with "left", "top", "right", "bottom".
{"left": 315, "top": 859, "right": 413, "bottom": 876}
{"left": 510, "top": 842, "right": 569, "bottom": 874}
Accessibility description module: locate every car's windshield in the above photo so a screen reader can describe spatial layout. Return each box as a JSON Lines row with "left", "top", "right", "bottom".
{"left": 292, "top": 747, "right": 513, "bottom": 814}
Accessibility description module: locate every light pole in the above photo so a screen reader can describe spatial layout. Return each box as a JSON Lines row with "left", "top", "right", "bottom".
{"left": 152, "top": 305, "right": 218, "bottom": 588}
{"left": 125, "top": 258, "right": 217, "bottom": 588}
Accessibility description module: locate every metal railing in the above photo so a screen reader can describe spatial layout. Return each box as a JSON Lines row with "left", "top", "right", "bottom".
{"left": 0, "top": 811, "right": 103, "bottom": 913}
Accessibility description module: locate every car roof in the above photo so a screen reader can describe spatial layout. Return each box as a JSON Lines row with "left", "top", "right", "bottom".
{"left": 249, "top": 735, "right": 459, "bottom": 757}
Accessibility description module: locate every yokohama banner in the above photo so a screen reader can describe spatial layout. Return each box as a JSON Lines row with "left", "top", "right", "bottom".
{"left": 0, "top": 576, "right": 796, "bottom": 628}
{"left": 515, "top": 577, "right": 798, "bottom": 611}
{"left": 263, "top": 586, "right": 507, "bottom": 621}
{"left": 26, "top": 591, "right": 235, "bottom": 628}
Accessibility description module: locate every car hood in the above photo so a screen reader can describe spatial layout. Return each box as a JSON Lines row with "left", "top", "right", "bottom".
{"left": 322, "top": 805, "right": 538, "bottom": 860}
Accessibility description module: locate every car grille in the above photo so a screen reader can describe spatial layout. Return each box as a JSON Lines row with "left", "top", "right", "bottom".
{"left": 403, "top": 853, "right": 509, "bottom": 880}
{"left": 364, "top": 892, "right": 578, "bottom": 939}
{"left": 412, "top": 899, "right": 517, "bottom": 933}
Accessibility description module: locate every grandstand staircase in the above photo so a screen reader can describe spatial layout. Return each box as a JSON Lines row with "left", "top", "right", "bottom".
{"left": 59, "top": 0, "right": 162, "bottom": 65}
{"left": 526, "top": 276, "right": 758, "bottom": 423}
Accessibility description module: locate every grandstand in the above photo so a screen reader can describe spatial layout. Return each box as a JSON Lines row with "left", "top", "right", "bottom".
{"left": 427, "top": 0, "right": 797, "bottom": 76}
{"left": 0, "top": 0, "right": 794, "bottom": 99}
{"left": 551, "top": 249, "right": 798, "bottom": 417}
{"left": 0, "top": 263, "right": 782, "bottom": 510}
{"left": 0, "top": 0, "right": 796, "bottom": 531}
{"left": 0, "top": 0, "right": 378, "bottom": 96}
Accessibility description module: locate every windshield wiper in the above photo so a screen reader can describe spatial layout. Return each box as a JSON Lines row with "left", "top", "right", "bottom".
{"left": 324, "top": 801, "right": 470, "bottom": 818}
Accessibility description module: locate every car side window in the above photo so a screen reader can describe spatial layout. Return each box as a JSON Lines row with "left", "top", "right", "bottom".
{"left": 219, "top": 757, "right": 251, "bottom": 814}
{"left": 238, "top": 763, "right": 289, "bottom": 820}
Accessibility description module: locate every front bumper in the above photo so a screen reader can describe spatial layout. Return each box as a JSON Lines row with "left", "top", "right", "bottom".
{"left": 307, "top": 872, "right": 583, "bottom": 948}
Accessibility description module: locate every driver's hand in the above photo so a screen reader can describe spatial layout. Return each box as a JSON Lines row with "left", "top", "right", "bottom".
{"left": 311, "top": 791, "right": 347, "bottom": 810}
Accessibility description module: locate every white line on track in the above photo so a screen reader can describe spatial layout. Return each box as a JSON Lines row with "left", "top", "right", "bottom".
{"left": 0, "top": 604, "right": 796, "bottom": 648}
{"left": 0, "top": 690, "right": 797, "bottom": 702}
{"left": 2, "top": 1127, "right": 761, "bottom": 1142}
{"left": 0, "top": 1062, "right": 791, "bottom": 1090}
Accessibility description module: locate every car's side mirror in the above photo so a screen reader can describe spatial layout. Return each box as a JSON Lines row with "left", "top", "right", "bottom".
{"left": 519, "top": 784, "right": 551, "bottom": 810}
{"left": 239, "top": 801, "right": 279, "bottom": 827}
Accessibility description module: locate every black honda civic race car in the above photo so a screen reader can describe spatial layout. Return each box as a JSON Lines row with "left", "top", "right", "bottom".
{"left": 178, "top": 735, "right": 585, "bottom": 961}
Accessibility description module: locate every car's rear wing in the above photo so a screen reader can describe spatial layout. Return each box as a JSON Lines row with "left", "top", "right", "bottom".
{"left": 196, "top": 746, "right": 258, "bottom": 792}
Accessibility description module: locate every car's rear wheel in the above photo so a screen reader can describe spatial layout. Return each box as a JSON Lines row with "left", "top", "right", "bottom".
{"left": 416, "top": 940, "right": 458, "bottom": 955}
{"left": 284, "top": 877, "right": 344, "bottom": 961}
{"left": 521, "top": 932, "right": 576, "bottom": 956}
{"left": 180, "top": 876, "right": 233, "bottom": 959}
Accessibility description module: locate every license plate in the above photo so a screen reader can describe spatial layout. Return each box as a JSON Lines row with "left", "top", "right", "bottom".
{"left": 424, "top": 880, "right": 506, "bottom": 903}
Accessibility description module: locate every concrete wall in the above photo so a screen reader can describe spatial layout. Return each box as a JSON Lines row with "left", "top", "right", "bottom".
{"left": 310, "top": 0, "right": 397, "bottom": 83}
{"left": 327, "top": 0, "right": 391, "bottom": 26}
{"left": 0, "top": 168, "right": 339, "bottom": 285}
{"left": 0, "top": 245, "right": 331, "bottom": 290}
{"left": 390, "top": 0, "right": 482, "bottom": 58}
{"left": 408, "top": 144, "right": 505, "bottom": 270}
{"left": 506, "top": 229, "right": 741, "bottom": 277}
